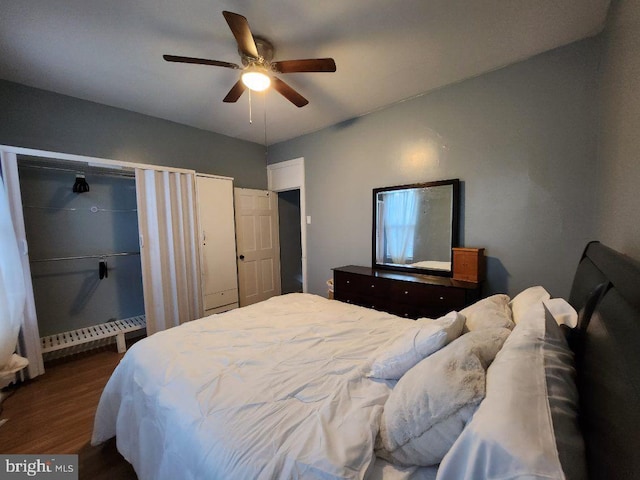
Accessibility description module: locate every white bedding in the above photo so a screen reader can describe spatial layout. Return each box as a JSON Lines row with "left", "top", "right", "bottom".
{"left": 409, "top": 261, "right": 451, "bottom": 271}
{"left": 385, "top": 261, "right": 451, "bottom": 271}
{"left": 92, "top": 293, "right": 437, "bottom": 480}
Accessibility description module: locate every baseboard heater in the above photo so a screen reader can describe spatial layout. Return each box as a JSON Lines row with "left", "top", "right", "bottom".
{"left": 40, "top": 315, "right": 146, "bottom": 360}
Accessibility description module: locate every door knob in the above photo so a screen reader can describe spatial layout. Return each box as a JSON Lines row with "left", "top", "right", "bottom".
{"left": 239, "top": 255, "right": 245, "bottom": 260}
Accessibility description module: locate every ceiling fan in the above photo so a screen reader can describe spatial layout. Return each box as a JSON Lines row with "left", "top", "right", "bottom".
{"left": 163, "top": 11, "right": 336, "bottom": 108}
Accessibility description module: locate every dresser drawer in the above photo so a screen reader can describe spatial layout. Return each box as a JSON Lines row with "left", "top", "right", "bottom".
{"left": 389, "top": 281, "right": 465, "bottom": 308}
{"left": 339, "top": 294, "right": 381, "bottom": 310}
{"left": 334, "top": 270, "right": 390, "bottom": 297}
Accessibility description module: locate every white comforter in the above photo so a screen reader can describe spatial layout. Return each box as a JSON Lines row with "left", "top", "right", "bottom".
{"left": 92, "top": 293, "right": 428, "bottom": 480}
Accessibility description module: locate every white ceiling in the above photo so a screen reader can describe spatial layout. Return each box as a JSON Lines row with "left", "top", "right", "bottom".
{"left": 0, "top": 0, "right": 610, "bottom": 146}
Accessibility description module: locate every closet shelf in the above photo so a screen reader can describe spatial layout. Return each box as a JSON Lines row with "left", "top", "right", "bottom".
{"left": 31, "top": 251, "right": 140, "bottom": 263}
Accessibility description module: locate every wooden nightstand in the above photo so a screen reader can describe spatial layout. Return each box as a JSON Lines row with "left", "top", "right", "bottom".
{"left": 452, "top": 248, "right": 486, "bottom": 283}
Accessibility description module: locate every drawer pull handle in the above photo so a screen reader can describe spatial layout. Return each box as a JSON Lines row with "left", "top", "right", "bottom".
{"left": 404, "top": 291, "right": 408, "bottom": 295}
{"left": 439, "top": 296, "right": 444, "bottom": 300}
{"left": 346, "top": 280, "right": 350, "bottom": 284}
{"left": 371, "top": 284, "right": 375, "bottom": 288}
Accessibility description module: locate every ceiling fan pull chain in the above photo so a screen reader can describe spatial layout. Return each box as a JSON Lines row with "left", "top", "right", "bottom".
{"left": 263, "top": 93, "right": 267, "bottom": 145}
{"left": 249, "top": 88, "right": 252, "bottom": 124}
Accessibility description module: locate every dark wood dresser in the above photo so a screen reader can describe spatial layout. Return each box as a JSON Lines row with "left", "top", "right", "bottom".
{"left": 333, "top": 265, "right": 482, "bottom": 319}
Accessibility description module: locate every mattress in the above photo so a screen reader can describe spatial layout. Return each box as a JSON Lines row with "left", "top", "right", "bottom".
{"left": 92, "top": 293, "right": 437, "bottom": 479}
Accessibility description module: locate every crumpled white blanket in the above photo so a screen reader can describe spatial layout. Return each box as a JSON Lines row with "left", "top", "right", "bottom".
{"left": 92, "top": 293, "right": 426, "bottom": 480}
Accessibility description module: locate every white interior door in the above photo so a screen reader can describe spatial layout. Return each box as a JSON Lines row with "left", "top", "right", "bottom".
{"left": 196, "top": 175, "right": 239, "bottom": 314}
{"left": 234, "top": 188, "right": 281, "bottom": 306}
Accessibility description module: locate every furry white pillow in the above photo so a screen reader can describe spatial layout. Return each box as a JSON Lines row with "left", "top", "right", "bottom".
{"left": 460, "top": 294, "right": 514, "bottom": 332}
{"left": 375, "top": 328, "right": 511, "bottom": 466}
{"left": 509, "top": 286, "right": 551, "bottom": 324}
{"left": 367, "top": 311, "right": 465, "bottom": 380}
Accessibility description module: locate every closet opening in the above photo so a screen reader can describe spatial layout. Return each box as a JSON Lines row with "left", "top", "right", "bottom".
{"left": 278, "top": 189, "right": 303, "bottom": 294}
{"left": 17, "top": 156, "right": 146, "bottom": 361}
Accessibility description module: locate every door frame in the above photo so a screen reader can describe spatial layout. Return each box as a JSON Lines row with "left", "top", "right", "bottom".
{"left": 267, "top": 158, "right": 308, "bottom": 293}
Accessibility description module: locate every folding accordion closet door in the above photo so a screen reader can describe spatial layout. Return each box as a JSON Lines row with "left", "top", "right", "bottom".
{"left": 135, "top": 168, "right": 202, "bottom": 335}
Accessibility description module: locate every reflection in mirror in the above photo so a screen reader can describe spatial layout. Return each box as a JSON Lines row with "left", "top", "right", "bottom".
{"left": 373, "top": 179, "right": 459, "bottom": 276}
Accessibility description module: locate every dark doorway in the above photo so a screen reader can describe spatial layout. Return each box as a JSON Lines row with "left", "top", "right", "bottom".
{"left": 278, "top": 189, "right": 302, "bottom": 294}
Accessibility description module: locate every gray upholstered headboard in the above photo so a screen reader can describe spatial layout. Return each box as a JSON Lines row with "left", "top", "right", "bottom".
{"left": 568, "top": 241, "right": 640, "bottom": 480}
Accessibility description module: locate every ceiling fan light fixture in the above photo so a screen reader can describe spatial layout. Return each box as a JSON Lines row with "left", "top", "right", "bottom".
{"left": 241, "top": 66, "right": 271, "bottom": 92}
{"left": 163, "top": 11, "right": 334, "bottom": 106}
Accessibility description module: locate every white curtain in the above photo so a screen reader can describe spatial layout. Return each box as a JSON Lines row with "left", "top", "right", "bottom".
{"left": 384, "top": 189, "right": 420, "bottom": 264}
{"left": 0, "top": 151, "right": 44, "bottom": 379}
{"left": 135, "top": 169, "right": 202, "bottom": 335}
{"left": 0, "top": 175, "right": 26, "bottom": 369}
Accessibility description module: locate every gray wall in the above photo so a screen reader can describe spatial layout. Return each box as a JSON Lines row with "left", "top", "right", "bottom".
{"left": 0, "top": 79, "right": 267, "bottom": 189}
{"left": 595, "top": 0, "right": 640, "bottom": 260}
{"left": 268, "top": 39, "right": 600, "bottom": 299}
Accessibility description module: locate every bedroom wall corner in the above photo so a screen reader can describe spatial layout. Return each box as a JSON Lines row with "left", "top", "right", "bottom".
{"left": 595, "top": 0, "right": 640, "bottom": 261}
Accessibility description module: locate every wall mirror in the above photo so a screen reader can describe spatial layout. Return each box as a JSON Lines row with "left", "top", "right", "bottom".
{"left": 372, "top": 179, "right": 460, "bottom": 276}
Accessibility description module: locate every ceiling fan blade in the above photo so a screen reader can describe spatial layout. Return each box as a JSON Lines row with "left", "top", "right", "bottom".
{"left": 272, "top": 58, "right": 336, "bottom": 74}
{"left": 222, "top": 11, "right": 259, "bottom": 59}
{"left": 223, "top": 80, "right": 246, "bottom": 103}
{"left": 163, "top": 55, "right": 239, "bottom": 69}
{"left": 272, "top": 77, "right": 308, "bottom": 107}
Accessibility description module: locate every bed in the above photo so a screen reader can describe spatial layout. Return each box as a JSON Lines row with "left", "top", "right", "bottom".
{"left": 92, "top": 241, "right": 640, "bottom": 479}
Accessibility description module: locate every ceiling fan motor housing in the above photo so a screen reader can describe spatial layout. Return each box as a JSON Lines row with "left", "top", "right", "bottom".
{"left": 241, "top": 36, "right": 275, "bottom": 68}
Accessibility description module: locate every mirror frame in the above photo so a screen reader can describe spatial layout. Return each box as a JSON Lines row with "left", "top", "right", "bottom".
{"left": 372, "top": 178, "right": 460, "bottom": 276}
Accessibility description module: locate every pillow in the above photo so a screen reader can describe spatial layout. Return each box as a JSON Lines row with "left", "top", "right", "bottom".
{"left": 543, "top": 297, "right": 578, "bottom": 328}
{"left": 375, "top": 328, "right": 511, "bottom": 467}
{"left": 460, "top": 294, "right": 514, "bottom": 332}
{"left": 437, "top": 299, "right": 586, "bottom": 480}
{"left": 509, "top": 285, "right": 551, "bottom": 324}
{"left": 367, "top": 311, "right": 464, "bottom": 380}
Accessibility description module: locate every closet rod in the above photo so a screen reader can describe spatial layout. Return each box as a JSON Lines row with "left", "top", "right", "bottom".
{"left": 30, "top": 252, "right": 140, "bottom": 263}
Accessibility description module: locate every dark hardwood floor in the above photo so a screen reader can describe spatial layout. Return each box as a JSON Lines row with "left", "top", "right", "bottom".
{"left": 0, "top": 346, "right": 137, "bottom": 479}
